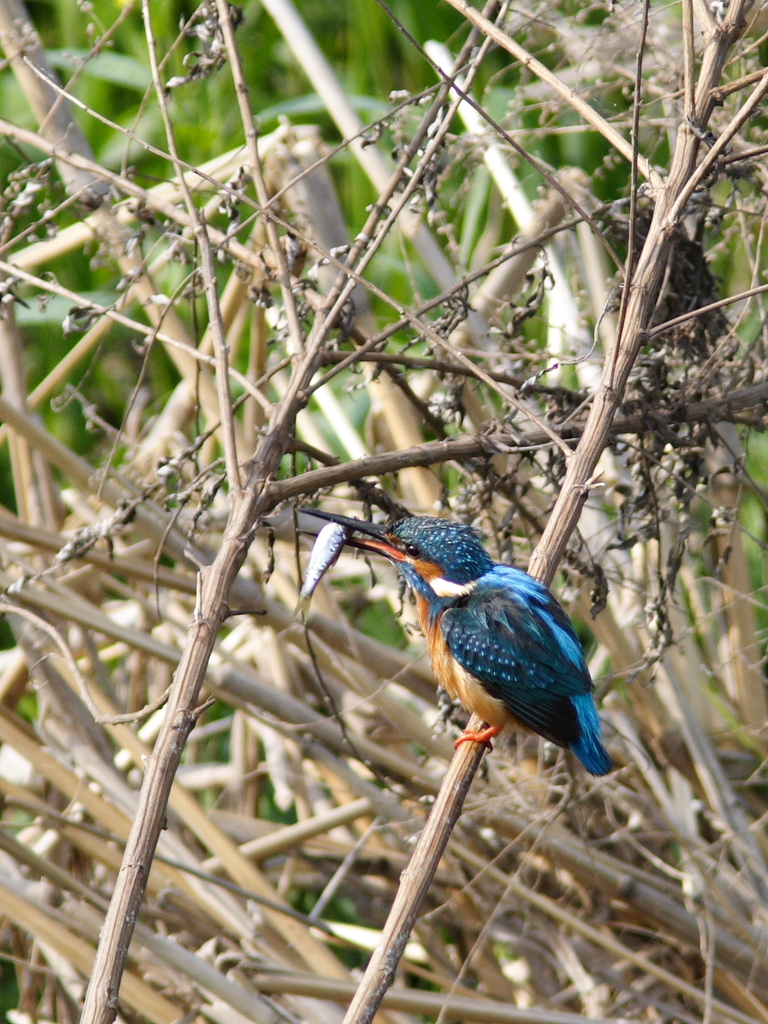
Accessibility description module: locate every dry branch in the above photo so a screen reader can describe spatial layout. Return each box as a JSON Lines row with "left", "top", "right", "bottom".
{"left": 337, "top": 1, "right": 766, "bottom": 1021}
{"left": 0, "top": 0, "right": 766, "bottom": 1022}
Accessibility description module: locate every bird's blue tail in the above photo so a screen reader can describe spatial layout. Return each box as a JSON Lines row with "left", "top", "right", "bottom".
{"left": 570, "top": 694, "right": 612, "bottom": 776}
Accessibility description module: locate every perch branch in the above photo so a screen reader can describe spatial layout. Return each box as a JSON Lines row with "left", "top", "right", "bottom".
{"left": 338, "top": 3, "right": 755, "bottom": 1021}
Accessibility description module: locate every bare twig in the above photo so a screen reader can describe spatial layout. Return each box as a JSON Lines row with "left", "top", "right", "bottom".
{"left": 440, "top": 0, "right": 662, "bottom": 188}
{"left": 337, "top": 3, "right": 761, "bottom": 1022}
{"left": 142, "top": 0, "right": 241, "bottom": 488}
{"left": 214, "top": 0, "right": 305, "bottom": 356}
{"left": 340, "top": 740, "right": 486, "bottom": 1024}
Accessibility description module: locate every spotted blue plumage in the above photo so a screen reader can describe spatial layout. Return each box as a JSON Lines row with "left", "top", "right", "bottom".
{"left": 388, "top": 519, "right": 612, "bottom": 775}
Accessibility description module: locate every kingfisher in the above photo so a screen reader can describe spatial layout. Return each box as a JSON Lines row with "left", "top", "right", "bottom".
{"left": 300, "top": 510, "right": 612, "bottom": 776}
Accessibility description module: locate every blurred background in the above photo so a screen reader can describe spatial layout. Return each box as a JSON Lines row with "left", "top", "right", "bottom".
{"left": 0, "top": 0, "right": 767, "bottom": 1021}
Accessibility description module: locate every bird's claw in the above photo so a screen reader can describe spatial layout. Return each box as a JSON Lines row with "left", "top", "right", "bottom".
{"left": 454, "top": 725, "right": 502, "bottom": 751}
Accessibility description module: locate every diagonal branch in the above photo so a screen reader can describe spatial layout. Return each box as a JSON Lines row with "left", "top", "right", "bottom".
{"left": 337, "top": 3, "right": 757, "bottom": 1022}
{"left": 441, "top": 0, "right": 662, "bottom": 188}
{"left": 142, "top": 0, "right": 241, "bottom": 490}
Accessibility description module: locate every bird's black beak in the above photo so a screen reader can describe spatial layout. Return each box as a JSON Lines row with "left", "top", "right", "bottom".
{"left": 298, "top": 508, "right": 406, "bottom": 561}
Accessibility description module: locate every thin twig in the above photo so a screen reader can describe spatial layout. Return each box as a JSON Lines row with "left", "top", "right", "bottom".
{"left": 338, "top": 4, "right": 759, "bottom": 1021}
{"left": 214, "top": 0, "right": 305, "bottom": 357}
{"left": 143, "top": 0, "right": 241, "bottom": 488}
{"left": 440, "top": 0, "right": 662, "bottom": 189}
{"left": 613, "top": 0, "right": 650, "bottom": 348}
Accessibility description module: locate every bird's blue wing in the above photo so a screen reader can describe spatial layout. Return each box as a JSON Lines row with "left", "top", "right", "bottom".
{"left": 440, "top": 568, "right": 593, "bottom": 747}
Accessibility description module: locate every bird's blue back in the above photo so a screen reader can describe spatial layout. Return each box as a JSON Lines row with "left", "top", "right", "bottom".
{"left": 441, "top": 568, "right": 591, "bottom": 691}
{"left": 423, "top": 566, "right": 612, "bottom": 775}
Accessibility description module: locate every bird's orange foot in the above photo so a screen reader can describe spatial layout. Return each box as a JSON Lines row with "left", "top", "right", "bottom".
{"left": 454, "top": 725, "right": 502, "bottom": 751}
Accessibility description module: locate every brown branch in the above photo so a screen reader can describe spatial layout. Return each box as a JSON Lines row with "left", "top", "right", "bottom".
{"left": 142, "top": 0, "right": 241, "bottom": 490}
{"left": 649, "top": 279, "right": 768, "bottom": 336}
{"left": 79, "top": 353, "right": 339, "bottom": 1024}
{"left": 266, "top": 381, "right": 768, "bottom": 503}
{"left": 338, "top": 739, "right": 486, "bottom": 1024}
{"left": 337, "top": 2, "right": 756, "bottom": 1021}
{"left": 214, "top": 0, "right": 305, "bottom": 356}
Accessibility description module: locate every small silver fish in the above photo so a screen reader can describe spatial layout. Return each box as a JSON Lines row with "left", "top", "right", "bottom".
{"left": 297, "top": 522, "right": 349, "bottom": 613}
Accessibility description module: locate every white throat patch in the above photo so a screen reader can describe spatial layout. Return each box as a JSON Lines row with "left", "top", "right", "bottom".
{"left": 429, "top": 578, "right": 476, "bottom": 598}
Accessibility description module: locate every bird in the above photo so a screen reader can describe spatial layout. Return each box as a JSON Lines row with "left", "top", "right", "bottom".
{"left": 301, "top": 510, "right": 612, "bottom": 776}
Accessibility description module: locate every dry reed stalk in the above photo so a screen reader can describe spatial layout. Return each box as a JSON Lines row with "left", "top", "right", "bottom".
{"left": 0, "top": 0, "right": 766, "bottom": 1022}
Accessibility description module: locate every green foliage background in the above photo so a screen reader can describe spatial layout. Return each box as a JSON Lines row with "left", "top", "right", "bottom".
{"left": 0, "top": 0, "right": 767, "bottom": 1021}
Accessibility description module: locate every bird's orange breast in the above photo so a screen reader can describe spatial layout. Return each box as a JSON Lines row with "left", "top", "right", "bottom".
{"left": 416, "top": 595, "right": 512, "bottom": 732}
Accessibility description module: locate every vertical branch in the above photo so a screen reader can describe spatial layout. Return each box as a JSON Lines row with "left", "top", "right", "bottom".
{"left": 141, "top": 0, "right": 241, "bottom": 491}
{"left": 340, "top": 739, "right": 486, "bottom": 1024}
{"left": 682, "top": 0, "right": 697, "bottom": 119}
{"left": 213, "top": 0, "right": 306, "bottom": 357}
{"left": 78, "top": 344, "right": 329, "bottom": 1024}
{"left": 613, "top": 0, "right": 651, "bottom": 348}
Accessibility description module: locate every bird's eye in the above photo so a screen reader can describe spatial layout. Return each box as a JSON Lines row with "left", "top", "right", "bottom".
{"left": 404, "top": 542, "right": 422, "bottom": 558}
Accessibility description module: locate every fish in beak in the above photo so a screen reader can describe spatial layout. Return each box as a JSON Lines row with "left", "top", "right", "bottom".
{"left": 299, "top": 509, "right": 407, "bottom": 561}
{"left": 296, "top": 509, "right": 404, "bottom": 614}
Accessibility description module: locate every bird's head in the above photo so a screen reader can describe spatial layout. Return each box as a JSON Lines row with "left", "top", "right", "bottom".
{"left": 301, "top": 511, "right": 494, "bottom": 598}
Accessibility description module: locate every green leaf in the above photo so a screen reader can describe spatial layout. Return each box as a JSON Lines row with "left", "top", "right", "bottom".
{"left": 46, "top": 49, "right": 151, "bottom": 91}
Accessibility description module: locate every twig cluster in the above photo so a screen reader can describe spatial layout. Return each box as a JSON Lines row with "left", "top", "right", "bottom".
{"left": 0, "top": 0, "right": 766, "bottom": 1022}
